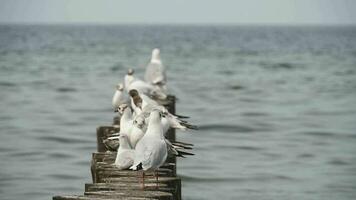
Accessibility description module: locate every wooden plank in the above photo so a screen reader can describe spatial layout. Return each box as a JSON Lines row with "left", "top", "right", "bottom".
{"left": 91, "top": 152, "right": 176, "bottom": 177}
{"left": 84, "top": 191, "right": 172, "bottom": 200}
{"left": 85, "top": 177, "right": 181, "bottom": 200}
{"left": 96, "top": 126, "right": 120, "bottom": 152}
{"left": 85, "top": 183, "right": 169, "bottom": 192}
{"left": 53, "top": 195, "right": 155, "bottom": 200}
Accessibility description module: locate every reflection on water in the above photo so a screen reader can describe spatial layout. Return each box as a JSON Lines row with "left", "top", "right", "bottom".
{"left": 0, "top": 25, "right": 356, "bottom": 200}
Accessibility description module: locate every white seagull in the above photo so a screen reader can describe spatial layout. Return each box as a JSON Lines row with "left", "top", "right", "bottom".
{"left": 114, "top": 134, "right": 134, "bottom": 170}
{"left": 112, "top": 83, "right": 129, "bottom": 111}
{"left": 117, "top": 104, "right": 145, "bottom": 148}
{"left": 124, "top": 68, "right": 167, "bottom": 101}
{"left": 144, "top": 48, "right": 167, "bottom": 93}
{"left": 130, "top": 110, "right": 168, "bottom": 188}
{"left": 129, "top": 89, "right": 198, "bottom": 132}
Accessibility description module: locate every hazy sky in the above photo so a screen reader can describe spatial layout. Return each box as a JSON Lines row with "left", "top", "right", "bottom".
{"left": 0, "top": 0, "right": 355, "bottom": 25}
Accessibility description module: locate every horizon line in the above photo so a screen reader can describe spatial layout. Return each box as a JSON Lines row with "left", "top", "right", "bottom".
{"left": 1, "top": 21, "right": 356, "bottom": 27}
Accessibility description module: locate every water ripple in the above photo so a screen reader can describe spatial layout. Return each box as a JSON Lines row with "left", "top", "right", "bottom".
{"left": 36, "top": 135, "right": 85, "bottom": 144}
{"left": 56, "top": 87, "right": 77, "bottom": 93}
{"left": 198, "top": 124, "right": 255, "bottom": 133}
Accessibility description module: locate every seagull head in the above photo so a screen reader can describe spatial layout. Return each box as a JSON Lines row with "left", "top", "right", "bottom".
{"left": 129, "top": 89, "right": 139, "bottom": 98}
{"left": 127, "top": 68, "right": 134, "bottom": 75}
{"left": 150, "top": 109, "right": 162, "bottom": 120}
{"left": 151, "top": 48, "right": 160, "bottom": 61}
{"left": 117, "top": 103, "right": 129, "bottom": 114}
{"left": 116, "top": 83, "right": 124, "bottom": 91}
{"left": 133, "top": 116, "right": 146, "bottom": 129}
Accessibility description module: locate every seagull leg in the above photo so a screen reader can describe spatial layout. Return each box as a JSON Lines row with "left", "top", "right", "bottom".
{"left": 141, "top": 171, "right": 145, "bottom": 189}
{"left": 155, "top": 170, "right": 159, "bottom": 189}
{"left": 137, "top": 171, "right": 141, "bottom": 186}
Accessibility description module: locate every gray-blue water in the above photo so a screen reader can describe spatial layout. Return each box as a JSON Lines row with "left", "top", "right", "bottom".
{"left": 1, "top": 25, "right": 356, "bottom": 200}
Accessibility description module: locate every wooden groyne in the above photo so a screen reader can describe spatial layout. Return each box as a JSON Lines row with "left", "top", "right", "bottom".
{"left": 53, "top": 96, "right": 181, "bottom": 200}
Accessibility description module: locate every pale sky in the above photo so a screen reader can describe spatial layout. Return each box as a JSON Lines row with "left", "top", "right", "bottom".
{"left": 0, "top": 0, "right": 355, "bottom": 25}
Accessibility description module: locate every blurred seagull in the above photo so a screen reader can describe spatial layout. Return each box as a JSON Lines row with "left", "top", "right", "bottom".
{"left": 112, "top": 83, "right": 129, "bottom": 111}
{"left": 124, "top": 69, "right": 168, "bottom": 101}
{"left": 145, "top": 48, "right": 167, "bottom": 93}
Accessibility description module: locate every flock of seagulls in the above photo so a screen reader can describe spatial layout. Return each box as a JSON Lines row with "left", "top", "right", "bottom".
{"left": 108, "top": 48, "right": 197, "bottom": 188}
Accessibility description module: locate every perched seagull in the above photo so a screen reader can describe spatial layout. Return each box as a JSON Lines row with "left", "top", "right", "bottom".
{"left": 128, "top": 89, "right": 161, "bottom": 112}
{"left": 130, "top": 110, "right": 168, "bottom": 188}
{"left": 114, "top": 134, "right": 134, "bottom": 170}
{"left": 124, "top": 69, "right": 135, "bottom": 93}
{"left": 145, "top": 48, "right": 167, "bottom": 93}
{"left": 117, "top": 104, "right": 145, "bottom": 148}
{"left": 112, "top": 83, "right": 129, "bottom": 111}
{"left": 124, "top": 69, "right": 168, "bottom": 101}
{"left": 128, "top": 89, "right": 168, "bottom": 114}
{"left": 129, "top": 89, "right": 198, "bottom": 132}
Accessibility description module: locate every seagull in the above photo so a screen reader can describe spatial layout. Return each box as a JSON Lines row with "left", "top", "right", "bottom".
{"left": 144, "top": 48, "right": 167, "bottom": 93}
{"left": 124, "top": 69, "right": 135, "bottom": 93}
{"left": 112, "top": 83, "right": 129, "bottom": 111}
{"left": 130, "top": 110, "right": 168, "bottom": 189}
{"left": 128, "top": 89, "right": 169, "bottom": 115}
{"left": 114, "top": 134, "right": 134, "bottom": 170}
{"left": 116, "top": 104, "right": 145, "bottom": 148}
{"left": 129, "top": 89, "right": 198, "bottom": 132}
{"left": 124, "top": 69, "right": 168, "bottom": 101}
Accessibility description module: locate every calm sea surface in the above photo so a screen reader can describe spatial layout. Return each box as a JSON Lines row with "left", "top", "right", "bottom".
{"left": 0, "top": 25, "right": 356, "bottom": 200}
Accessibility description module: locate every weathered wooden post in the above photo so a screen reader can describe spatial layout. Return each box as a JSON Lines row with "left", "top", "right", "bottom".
{"left": 53, "top": 95, "right": 182, "bottom": 200}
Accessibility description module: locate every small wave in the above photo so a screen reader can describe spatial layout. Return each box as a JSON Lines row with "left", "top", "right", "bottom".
{"left": 254, "top": 174, "right": 296, "bottom": 182}
{"left": 22, "top": 191, "right": 49, "bottom": 196}
{"left": 217, "top": 70, "right": 235, "bottom": 76}
{"left": 228, "top": 85, "right": 245, "bottom": 90}
{"left": 212, "top": 144, "right": 264, "bottom": 151}
{"left": 0, "top": 146, "right": 15, "bottom": 151}
{"left": 56, "top": 87, "right": 77, "bottom": 92}
{"left": 110, "top": 63, "right": 124, "bottom": 72}
{"left": 47, "top": 152, "right": 76, "bottom": 159}
{"left": 260, "top": 62, "right": 302, "bottom": 70}
{"left": 10, "top": 151, "right": 43, "bottom": 157}
{"left": 37, "top": 135, "right": 84, "bottom": 144}
{"left": 346, "top": 134, "right": 356, "bottom": 139}
{"left": 180, "top": 173, "right": 296, "bottom": 183}
{"left": 234, "top": 146, "right": 264, "bottom": 151}
{"left": 302, "top": 131, "right": 336, "bottom": 137}
{"left": 58, "top": 121, "right": 82, "bottom": 126}
{"left": 241, "top": 112, "right": 268, "bottom": 117}
{"left": 179, "top": 175, "right": 245, "bottom": 183}
{"left": 47, "top": 173, "right": 82, "bottom": 180}
{"left": 262, "top": 152, "right": 283, "bottom": 158}
{"left": 234, "top": 50, "right": 259, "bottom": 56}
{"left": 198, "top": 124, "right": 255, "bottom": 133}
{"left": 334, "top": 69, "right": 355, "bottom": 76}
{"left": 0, "top": 81, "right": 17, "bottom": 87}
{"left": 68, "top": 108, "right": 108, "bottom": 113}
{"left": 297, "top": 153, "right": 315, "bottom": 158}
{"left": 73, "top": 160, "right": 90, "bottom": 166}
{"left": 0, "top": 116, "right": 14, "bottom": 121}
{"left": 305, "top": 110, "right": 356, "bottom": 116}
{"left": 328, "top": 158, "right": 350, "bottom": 166}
